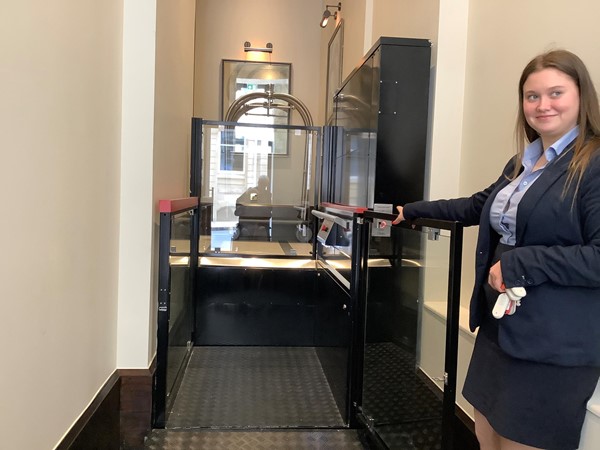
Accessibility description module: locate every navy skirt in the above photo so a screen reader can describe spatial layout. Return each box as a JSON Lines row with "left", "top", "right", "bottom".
{"left": 462, "top": 243, "right": 600, "bottom": 450}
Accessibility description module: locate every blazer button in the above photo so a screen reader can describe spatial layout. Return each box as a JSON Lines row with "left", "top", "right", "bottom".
{"left": 526, "top": 279, "right": 534, "bottom": 285}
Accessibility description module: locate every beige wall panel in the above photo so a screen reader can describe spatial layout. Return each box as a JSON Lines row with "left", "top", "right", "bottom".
{"left": 334, "top": 0, "right": 367, "bottom": 80}
{"left": 371, "top": 0, "right": 439, "bottom": 56}
{"left": 0, "top": 1, "right": 123, "bottom": 448}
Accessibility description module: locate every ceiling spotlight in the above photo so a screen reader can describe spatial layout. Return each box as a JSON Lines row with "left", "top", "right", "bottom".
{"left": 320, "top": 2, "right": 342, "bottom": 28}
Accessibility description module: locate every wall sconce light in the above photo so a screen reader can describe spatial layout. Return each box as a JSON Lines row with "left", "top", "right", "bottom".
{"left": 243, "top": 41, "right": 273, "bottom": 54}
{"left": 320, "top": 2, "right": 341, "bottom": 28}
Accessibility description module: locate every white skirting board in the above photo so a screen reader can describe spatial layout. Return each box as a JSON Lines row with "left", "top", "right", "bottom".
{"left": 580, "top": 381, "right": 600, "bottom": 449}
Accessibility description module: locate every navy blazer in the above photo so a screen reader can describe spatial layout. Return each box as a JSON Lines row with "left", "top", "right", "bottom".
{"left": 404, "top": 146, "right": 600, "bottom": 367}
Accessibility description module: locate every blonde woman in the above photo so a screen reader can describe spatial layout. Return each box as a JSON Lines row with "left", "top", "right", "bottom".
{"left": 394, "top": 50, "right": 600, "bottom": 450}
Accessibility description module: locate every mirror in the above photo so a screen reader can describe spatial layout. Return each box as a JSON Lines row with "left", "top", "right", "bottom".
{"left": 221, "top": 59, "right": 292, "bottom": 156}
{"left": 221, "top": 59, "right": 292, "bottom": 121}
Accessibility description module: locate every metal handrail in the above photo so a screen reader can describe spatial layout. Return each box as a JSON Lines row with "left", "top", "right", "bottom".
{"left": 362, "top": 210, "right": 462, "bottom": 232}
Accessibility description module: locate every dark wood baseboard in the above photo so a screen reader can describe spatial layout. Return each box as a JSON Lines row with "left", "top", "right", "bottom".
{"left": 56, "top": 357, "right": 156, "bottom": 450}
{"left": 56, "top": 370, "right": 121, "bottom": 450}
{"left": 119, "top": 357, "right": 156, "bottom": 450}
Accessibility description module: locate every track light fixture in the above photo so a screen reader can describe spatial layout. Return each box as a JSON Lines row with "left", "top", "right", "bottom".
{"left": 320, "top": 2, "right": 342, "bottom": 28}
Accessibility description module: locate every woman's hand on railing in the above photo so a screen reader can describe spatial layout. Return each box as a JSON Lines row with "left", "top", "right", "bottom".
{"left": 392, "top": 205, "right": 405, "bottom": 225}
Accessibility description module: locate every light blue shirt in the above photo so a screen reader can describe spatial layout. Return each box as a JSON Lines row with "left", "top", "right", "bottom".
{"left": 490, "top": 126, "right": 579, "bottom": 245}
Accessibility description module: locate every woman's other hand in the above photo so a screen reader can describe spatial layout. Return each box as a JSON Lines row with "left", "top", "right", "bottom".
{"left": 488, "top": 261, "right": 505, "bottom": 292}
{"left": 392, "top": 205, "right": 405, "bottom": 224}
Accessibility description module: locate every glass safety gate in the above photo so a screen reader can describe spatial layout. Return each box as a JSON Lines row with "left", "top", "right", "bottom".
{"left": 153, "top": 198, "right": 199, "bottom": 428}
{"left": 352, "top": 211, "right": 463, "bottom": 450}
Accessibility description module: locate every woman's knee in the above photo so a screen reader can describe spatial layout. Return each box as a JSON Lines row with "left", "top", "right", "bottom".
{"left": 474, "top": 409, "right": 501, "bottom": 450}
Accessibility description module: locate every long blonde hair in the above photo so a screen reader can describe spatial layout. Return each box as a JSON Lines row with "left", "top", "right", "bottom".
{"left": 514, "top": 50, "right": 600, "bottom": 197}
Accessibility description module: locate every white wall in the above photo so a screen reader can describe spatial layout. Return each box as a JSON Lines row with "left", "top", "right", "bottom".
{"left": 117, "top": 0, "right": 195, "bottom": 369}
{"left": 0, "top": 1, "right": 123, "bottom": 449}
{"left": 117, "top": 0, "right": 158, "bottom": 369}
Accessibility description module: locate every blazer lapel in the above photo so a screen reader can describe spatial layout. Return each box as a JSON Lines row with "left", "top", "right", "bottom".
{"left": 515, "top": 147, "right": 574, "bottom": 246}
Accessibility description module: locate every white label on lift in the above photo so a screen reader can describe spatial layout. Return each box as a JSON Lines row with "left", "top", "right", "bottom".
{"left": 372, "top": 203, "right": 392, "bottom": 237}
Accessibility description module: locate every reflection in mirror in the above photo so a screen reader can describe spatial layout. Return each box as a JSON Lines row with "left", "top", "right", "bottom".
{"left": 222, "top": 59, "right": 291, "bottom": 159}
{"left": 221, "top": 59, "right": 291, "bottom": 124}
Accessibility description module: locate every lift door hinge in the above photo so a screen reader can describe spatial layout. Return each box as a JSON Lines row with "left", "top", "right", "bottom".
{"left": 433, "top": 372, "right": 449, "bottom": 386}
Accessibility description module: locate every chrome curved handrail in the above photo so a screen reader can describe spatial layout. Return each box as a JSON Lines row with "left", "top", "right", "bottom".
{"left": 224, "top": 91, "right": 313, "bottom": 126}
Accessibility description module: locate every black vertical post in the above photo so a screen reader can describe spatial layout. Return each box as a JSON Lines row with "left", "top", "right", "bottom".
{"left": 189, "top": 118, "right": 202, "bottom": 344}
{"left": 441, "top": 223, "right": 463, "bottom": 450}
{"left": 348, "top": 214, "right": 371, "bottom": 428}
{"left": 153, "top": 211, "right": 172, "bottom": 428}
{"left": 190, "top": 117, "right": 203, "bottom": 197}
{"left": 189, "top": 207, "right": 199, "bottom": 344}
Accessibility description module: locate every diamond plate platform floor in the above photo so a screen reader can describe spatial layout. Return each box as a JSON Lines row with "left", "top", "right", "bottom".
{"left": 166, "top": 346, "right": 345, "bottom": 429}
{"left": 374, "top": 419, "right": 442, "bottom": 450}
{"left": 362, "top": 342, "right": 443, "bottom": 450}
{"left": 145, "top": 429, "right": 366, "bottom": 449}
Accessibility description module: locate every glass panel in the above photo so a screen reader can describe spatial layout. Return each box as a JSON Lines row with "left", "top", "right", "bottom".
{"left": 332, "top": 49, "right": 378, "bottom": 208}
{"left": 315, "top": 214, "right": 354, "bottom": 288}
{"left": 333, "top": 129, "right": 377, "bottom": 208}
{"left": 198, "top": 122, "right": 318, "bottom": 258}
{"left": 167, "top": 211, "right": 193, "bottom": 399}
{"left": 362, "top": 224, "right": 451, "bottom": 448}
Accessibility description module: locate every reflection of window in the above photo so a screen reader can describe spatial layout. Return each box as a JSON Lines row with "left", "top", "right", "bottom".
{"left": 219, "top": 129, "right": 244, "bottom": 171}
{"left": 220, "top": 147, "right": 244, "bottom": 171}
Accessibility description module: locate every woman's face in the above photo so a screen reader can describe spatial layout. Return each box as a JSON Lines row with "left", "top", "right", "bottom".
{"left": 522, "top": 67, "right": 580, "bottom": 147}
